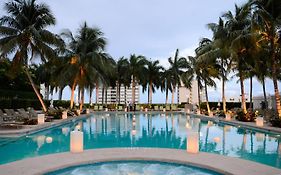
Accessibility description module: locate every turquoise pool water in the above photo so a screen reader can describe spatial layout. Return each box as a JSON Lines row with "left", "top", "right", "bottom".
{"left": 0, "top": 113, "right": 280, "bottom": 169}
{"left": 45, "top": 160, "right": 222, "bottom": 175}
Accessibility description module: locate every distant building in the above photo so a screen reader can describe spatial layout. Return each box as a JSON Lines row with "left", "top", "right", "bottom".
{"left": 97, "top": 82, "right": 139, "bottom": 104}
{"left": 253, "top": 94, "right": 276, "bottom": 109}
{"left": 177, "top": 80, "right": 199, "bottom": 106}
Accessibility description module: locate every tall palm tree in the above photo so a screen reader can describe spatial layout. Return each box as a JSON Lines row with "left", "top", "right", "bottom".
{"left": 116, "top": 57, "right": 130, "bottom": 104}
{"left": 0, "top": 0, "right": 64, "bottom": 112}
{"left": 128, "top": 54, "right": 146, "bottom": 105}
{"left": 223, "top": 3, "right": 252, "bottom": 114}
{"left": 251, "top": 0, "right": 281, "bottom": 117}
{"left": 60, "top": 22, "right": 107, "bottom": 109}
{"left": 198, "top": 18, "right": 231, "bottom": 114}
{"left": 142, "top": 60, "right": 164, "bottom": 104}
{"left": 160, "top": 69, "right": 173, "bottom": 104}
{"left": 194, "top": 38, "right": 220, "bottom": 115}
{"left": 167, "top": 49, "right": 191, "bottom": 104}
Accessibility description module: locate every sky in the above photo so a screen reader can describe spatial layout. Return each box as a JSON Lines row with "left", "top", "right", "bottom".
{"left": 1, "top": 0, "right": 280, "bottom": 103}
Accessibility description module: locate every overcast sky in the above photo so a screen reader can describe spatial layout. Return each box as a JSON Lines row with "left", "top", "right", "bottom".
{"left": 1, "top": 0, "right": 280, "bottom": 103}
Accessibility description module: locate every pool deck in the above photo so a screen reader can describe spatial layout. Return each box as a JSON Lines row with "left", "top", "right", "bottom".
{"left": 193, "top": 113, "right": 281, "bottom": 135}
{"left": 0, "top": 148, "right": 280, "bottom": 175}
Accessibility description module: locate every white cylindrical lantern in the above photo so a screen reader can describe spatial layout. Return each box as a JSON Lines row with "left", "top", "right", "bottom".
{"left": 209, "top": 112, "right": 213, "bottom": 117}
{"left": 86, "top": 109, "right": 90, "bottom": 114}
{"left": 37, "top": 114, "right": 45, "bottom": 124}
{"left": 256, "top": 117, "right": 264, "bottom": 127}
{"left": 125, "top": 108, "right": 127, "bottom": 112}
{"left": 163, "top": 108, "right": 166, "bottom": 112}
{"left": 105, "top": 108, "right": 108, "bottom": 112}
{"left": 225, "top": 114, "right": 231, "bottom": 121}
{"left": 187, "top": 131, "right": 199, "bottom": 153}
{"left": 197, "top": 110, "right": 200, "bottom": 115}
{"left": 62, "top": 111, "right": 67, "bottom": 119}
{"left": 70, "top": 130, "right": 83, "bottom": 153}
{"left": 145, "top": 108, "right": 148, "bottom": 112}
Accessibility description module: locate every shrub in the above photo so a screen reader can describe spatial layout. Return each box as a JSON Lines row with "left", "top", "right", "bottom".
{"left": 236, "top": 110, "right": 256, "bottom": 122}
{"left": 23, "top": 118, "right": 38, "bottom": 125}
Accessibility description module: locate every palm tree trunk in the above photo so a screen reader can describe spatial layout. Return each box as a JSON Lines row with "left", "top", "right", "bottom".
{"left": 222, "top": 77, "right": 226, "bottom": 114}
{"left": 116, "top": 82, "right": 119, "bottom": 104}
{"left": 89, "top": 87, "right": 92, "bottom": 105}
{"left": 165, "top": 88, "right": 169, "bottom": 104}
{"left": 79, "top": 88, "right": 84, "bottom": 111}
{"left": 239, "top": 73, "right": 247, "bottom": 114}
{"left": 250, "top": 76, "right": 253, "bottom": 109}
{"left": 104, "top": 86, "right": 107, "bottom": 104}
{"left": 149, "top": 82, "right": 153, "bottom": 104}
{"left": 58, "top": 87, "right": 63, "bottom": 100}
{"left": 78, "top": 86, "right": 81, "bottom": 106}
{"left": 102, "top": 85, "right": 104, "bottom": 104}
{"left": 70, "top": 81, "right": 77, "bottom": 109}
{"left": 221, "top": 58, "right": 226, "bottom": 113}
{"left": 171, "top": 86, "right": 175, "bottom": 104}
{"left": 24, "top": 68, "right": 47, "bottom": 112}
{"left": 95, "top": 81, "right": 99, "bottom": 104}
{"left": 197, "top": 79, "right": 201, "bottom": 113}
{"left": 118, "top": 84, "right": 121, "bottom": 104}
{"left": 132, "top": 77, "right": 135, "bottom": 104}
{"left": 205, "top": 81, "right": 211, "bottom": 115}
{"left": 262, "top": 78, "right": 267, "bottom": 109}
{"left": 270, "top": 50, "right": 281, "bottom": 118}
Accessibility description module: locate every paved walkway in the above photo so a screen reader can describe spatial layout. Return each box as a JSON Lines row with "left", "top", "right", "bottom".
{"left": 193, "top": 113, "right": 281, "bottom": 134}
{"left": 0, "top": 148, "right": 280, "bottom": 175}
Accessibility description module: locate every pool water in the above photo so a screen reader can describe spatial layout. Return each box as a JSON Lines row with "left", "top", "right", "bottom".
{"left": 0, "top": 113, "right": 281, "bottom": 169}
{"left": 45, "top": 161, "right": 222, "bottom": 175}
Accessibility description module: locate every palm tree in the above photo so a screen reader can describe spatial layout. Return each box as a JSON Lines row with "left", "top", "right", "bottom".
{"left": 223, "top": 3, "right": 252, "bottom": 114}
{"left": 251, "top": 0, "right": 281, "bottom": 117}
{"left": 198, "top": 18, "right": 231, "bottom": 114}
{"left": 193, "top": 38, "right": 220, "bottom": 115}
{"left": 0, "top": 0, "right": 64, "bottom": 112}
{"left": 160, "top": 69, "right": 173, "bottom": 104}
{"left": 116, "top": 57, "right": 130, "bottom": 104}
{"left": 142, "top": 60, "right": 164, "bottom": 104}
{"left": 60, "top": 22, "right": 107, "bottom": 109}
{"left": 128, "top": 54, "right": 146, "bottom": 105}
{"left": 167, "top": 49, "right": 191, "bottom": 104}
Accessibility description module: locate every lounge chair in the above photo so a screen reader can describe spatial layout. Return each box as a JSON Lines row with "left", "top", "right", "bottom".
{"left": 118, "top": 106, "right": 123, "bottom": 111}
{"left": 27, "top": 108, "right": 38, "bottom": 119}
{"left": 171, "top": 105, "right": 177, "bottom": 111}
{"left": 94, "top": 105, "right": 99, "bottom": 111}
{"left": 166, "top": 105, "right": 171, "bottom": 111}
{"left": 4, "top": 109, "right": 17, "bottom": 121}
{"left": 159, "top": 106, "right": 163, "bottom": 111}
{"left": 154, "top": 106, "right": 159, "bottom": 111}
{"left": 135, "top": 105, "right": 140, "bottom": 111}
{"left": 99, "top": 106, "right": 103, "bottom": 111}
{"left": 17, "top": 108, "right": 30, "bottom": 119}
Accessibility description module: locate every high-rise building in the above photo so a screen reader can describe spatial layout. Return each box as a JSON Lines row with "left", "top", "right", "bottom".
{"left": 97, "top": 83, "right": 139, "bottom": 104}
{"left": 177, "top": 80, "right": 202, "bottom": 106}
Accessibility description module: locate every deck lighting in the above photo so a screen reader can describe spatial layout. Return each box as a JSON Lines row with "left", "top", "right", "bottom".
{"left": 62, "top": 111, "right": 67, "bottom": 119}
{"left": 256, "top": 117, "right": 264, "bottom": 127}
{"left": 70, "top": 130, "right": 84, "bottom": 153}
{"left": 37, "top": 114, "right": 45, "bottom": 124}
{"left": 187, "top": 131, "right": 199, "bottom": 153}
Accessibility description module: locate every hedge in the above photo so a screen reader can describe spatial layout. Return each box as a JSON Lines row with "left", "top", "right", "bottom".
{"left": 0, "top": 98, "right": 50, "bottom": 110}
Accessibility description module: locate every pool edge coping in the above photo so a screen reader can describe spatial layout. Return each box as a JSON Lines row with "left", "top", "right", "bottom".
{"left": 0, "top": 148, "right": 280, "bottom": 175}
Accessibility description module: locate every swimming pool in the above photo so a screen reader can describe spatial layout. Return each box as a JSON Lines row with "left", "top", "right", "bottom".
{"left": 45, "top": 160, "right": 222, "bottom": 175}
{"left": 0, "top": 113, "right": 280, "bottom": 169}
